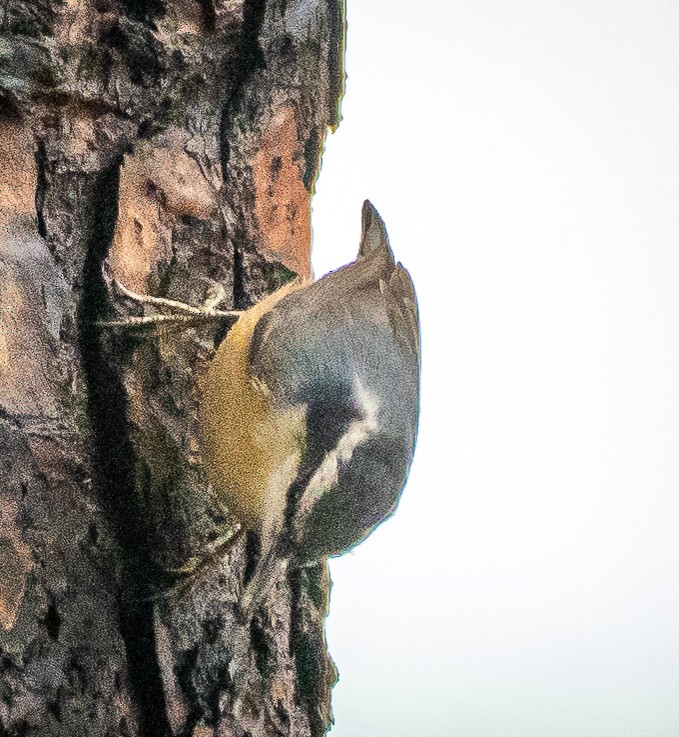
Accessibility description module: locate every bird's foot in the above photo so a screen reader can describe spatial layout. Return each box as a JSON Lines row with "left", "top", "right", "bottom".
{"left": 97, "top": 265, "right": 242, "bottom": 329}
{"left": 148, "top": 522, "right": 244, "bottom": 600}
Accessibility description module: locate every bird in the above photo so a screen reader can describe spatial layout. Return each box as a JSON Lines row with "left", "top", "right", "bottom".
{"left": 199, "top": 200, "right": 420, "bottom": 616}
{"left": 99, "top": 201, "right": 419, "bottom": 612}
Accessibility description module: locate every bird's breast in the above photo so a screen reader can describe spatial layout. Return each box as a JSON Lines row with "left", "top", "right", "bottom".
{"left": 199, "top": 282, "right": 306, "bottom": 531}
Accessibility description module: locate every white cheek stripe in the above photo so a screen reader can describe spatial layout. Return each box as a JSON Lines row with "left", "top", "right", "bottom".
{"left": 297, "top": 376, "right": 380, "bottom": 519}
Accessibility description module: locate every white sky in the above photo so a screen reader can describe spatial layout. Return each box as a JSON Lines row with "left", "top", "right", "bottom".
{"left": 311, "top": 1, "right": 679, "bottom": 736}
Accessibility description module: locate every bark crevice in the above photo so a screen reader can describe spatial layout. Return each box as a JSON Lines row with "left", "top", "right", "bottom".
{"left": 33, "top": 139, "right": 47, "bottom": 241}
{"left": 77, "top": 161, "right": 170, "bottom": 737}
{"left": 218, "top": 0, "right": 267, "bottom": 177}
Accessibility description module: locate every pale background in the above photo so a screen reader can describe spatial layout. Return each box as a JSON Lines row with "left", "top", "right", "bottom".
{"left": 310, "top": 1, "right": 679, "bottom": 736}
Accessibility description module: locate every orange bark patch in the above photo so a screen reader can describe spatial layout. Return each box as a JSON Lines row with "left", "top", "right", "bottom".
{"left": 0, "top": 538, "right": 29, "bottom": 631}
{"left": 0, "top": 124, "right": 59, "bottom": 417}
{"left": 159, "top": 0, "right": 204, "bottom": 37}
{"left": 0, "top": 277, "right": 56, "bottom": 416}
{"left": 252, "top": 107, "right": 312, "bottom": 279}
{"left": 107, "top": 128, "right": 219, "bottom": 291}
{"left": 0, "top": 121, "right": 38, "bottom": 232}
{"left": 191, "top": 728, "right": 213, "bottom": 737}
{"left": 0, "top": 499, "right": 32, "bottom": 632}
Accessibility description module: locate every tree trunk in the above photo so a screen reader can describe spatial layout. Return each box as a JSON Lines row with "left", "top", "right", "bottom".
{"left": 0, "top": 2, "right": 344, "bottom": 735}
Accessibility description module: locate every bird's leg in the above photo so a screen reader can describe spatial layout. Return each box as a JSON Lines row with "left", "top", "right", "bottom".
{"left": 165, "top": 520, "right": 244, "bottom": 583}
{"left": 111, "top": 278, "right": 238, "bottom": 317}
{"left": 139, "top": 486, "right": 244, "bottom": 601}
{"left": 146, "top": 522, "right": 245, "bottom": 605}
{"left": 97, "top": 268, "right": 242, "bottom": 328}
{"left": 201, "top": 282, "right": 229, "bottom": 311}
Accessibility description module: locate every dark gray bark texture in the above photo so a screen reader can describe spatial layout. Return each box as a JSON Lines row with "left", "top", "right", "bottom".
{"left": 0, "top": 2, "right": 345, "bottom": 735}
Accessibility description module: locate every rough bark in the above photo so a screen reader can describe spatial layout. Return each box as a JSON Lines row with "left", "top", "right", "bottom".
{"left": 0, "top": 2, "right": 344, "bottom": 735}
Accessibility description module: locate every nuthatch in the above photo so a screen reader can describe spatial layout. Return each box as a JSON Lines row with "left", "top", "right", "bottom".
{"left": 200, "top": 201, "right": 420, "bottom": 614}
{"left": 101, "top": 201, "right": 419, "bottom": 613}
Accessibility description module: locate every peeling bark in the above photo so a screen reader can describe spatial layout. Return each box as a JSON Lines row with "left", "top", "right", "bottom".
{"left": 0, "top": 1, "right": 345, "bottom": 735}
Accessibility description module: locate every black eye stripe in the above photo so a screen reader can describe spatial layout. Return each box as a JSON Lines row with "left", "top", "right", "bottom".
{"left": 304, "top": 394, "right": 354, "bottom": 459}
